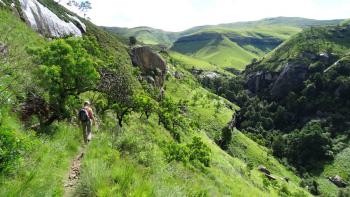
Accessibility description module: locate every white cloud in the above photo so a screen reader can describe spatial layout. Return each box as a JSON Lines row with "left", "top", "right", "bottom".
{"left": 60, "top": 0, "right": 350, "bottom": 31}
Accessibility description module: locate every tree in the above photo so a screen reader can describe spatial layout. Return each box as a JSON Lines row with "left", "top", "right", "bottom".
{"left": 67, "top": 0, "right": 92, "bottom": 17}
{"left": 129, "top": 36, "right": 137, "bottom": 46}
{"left": 30, "top": 37, "right": 99, "bottom": 126}
{"left": 133, "top": 93, "right": 157, "bottom": 119}
{"left": 98, "top": 65, "right": 137, "bottom": 127}
{"left": 285, "top": 121, "right": 333, "bottom": 170}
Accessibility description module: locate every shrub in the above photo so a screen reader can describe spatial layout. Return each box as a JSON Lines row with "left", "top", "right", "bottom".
{"left": 278, "top": 184, "right": 291, "bottom": 197}
{"left": 300, "top": 177, "right": 320, "bottom": 195}
{"left": 187, "top": 137, "right": 211, "bottom": 167}
{"left": 0, "top": 128, "right": 28, "bottom": 173}
{"left": 164, "top": 137, "right": 211, "bottom": 168}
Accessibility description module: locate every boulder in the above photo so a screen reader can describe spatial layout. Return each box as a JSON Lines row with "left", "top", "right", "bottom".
{"left": 265, "top": 174, "right": 277, "bottom": 181}
{"left": 301, "top": 51, "right": 317, "bottom": 60}
{"left": 174, "top": 71, "right": 184, "bottom": 79}
{"left": 19, "top": 0, "right": 84, "bottom": 37}
{"left": 131, "top": 46, "right": 167, "bottom": 87}
{"left": 258, "top": 165, "right": 271, "bottom": 175}
{"left": 200, "top": 71, "right": 220, "bottom": 79}
{"left": 328, "top": 175, "right": 347, "bottom": 188}
{"left": 191, "top": 68, "right": 203, "bottom": 75}
{"left": 0, "top": 43, "right": 8, "bottom": 57}
{"left": 270, "top": 62, "right": 308, "bottom": 98}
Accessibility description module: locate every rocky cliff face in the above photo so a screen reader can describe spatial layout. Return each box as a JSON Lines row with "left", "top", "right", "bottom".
{"left": 18, "top": 0, "right": 85, "bottom": 37}
{"left": 229, "top": 36, "right": 283, "bottom": 53}
{"left": 270, "top": 62, "right": 308, "bottom": 98}
{"left": 173, "top": 32, "right": 222, "bottom": 44}
{"left": 246, "top": 70, "right": 278, "bottom": 94}
{"left": 130, "top": 46, "right": 167, "bottom": 87}
{"left": 245, "top": 62, "right": 309, "bottom": 98}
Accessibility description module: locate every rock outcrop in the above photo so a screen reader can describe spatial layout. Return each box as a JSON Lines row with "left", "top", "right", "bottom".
{"left": 246, "top": 71, "right": 278, "bottom": 94}
{"left": 131, "top": 46, "right": 167, "bottom": 87}
{"left": 270, "top": 62, "right": 308, "bottom": 98}
{"left": 173, "top": 32, "right": 222, "bottom": 44}
{"left": 246, "top": 62, "right": 309, "bottom": 98}
{"left": 328, "top": 175, "right": 348, "bottom": 188}
{"left": 19, "top": 0, "right": 84, "bottom": 37}
{"left": 229, "top": 36, "right": 282, "bottom": 52}
{"left": 199, "top": 71, "right": 220, "bottom": 79}
{"left": 258, "top": 165, "right": 271, "bottom": 175}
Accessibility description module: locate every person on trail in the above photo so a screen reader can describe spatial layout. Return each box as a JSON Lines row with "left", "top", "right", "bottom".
{"left": 79, "top": 101, "right": 95, "bottom": 144}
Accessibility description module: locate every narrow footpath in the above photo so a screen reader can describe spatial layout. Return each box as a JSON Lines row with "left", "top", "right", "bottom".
{"left": 63, "top": 146, "right": 85, "bottom": 197}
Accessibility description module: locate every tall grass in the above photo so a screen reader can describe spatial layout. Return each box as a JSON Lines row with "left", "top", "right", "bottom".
{"left": 77, "top": 131, "right": 155, "bottom": 196}
{"left": 0, "top": 120, "right": 81, "bottom": 197}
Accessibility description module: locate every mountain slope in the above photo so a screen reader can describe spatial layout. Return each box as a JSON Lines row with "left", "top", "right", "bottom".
{"left": 105, "top": 17, "right": 343, "bottom": 70}
{"left": 76, "top": 58, "right": 310, "bottom": 196}
{"left": 185, "top": 17, "right": 343, "bottom": 32}
{"left": 0, "top": 2, "right": 311, "bottom": 197}
{"left": 171, "top": 18, "right": 343, "bottom": 70}
{"left": 231, "top": 21, "right": 350, "bottom": 196}
{"left": 104, "top": 26, "right": 179, "bottom": 46}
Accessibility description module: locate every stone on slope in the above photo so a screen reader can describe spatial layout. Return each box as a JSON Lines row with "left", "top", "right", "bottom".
{"left": 328, "top": 175, "right": 348, "bottom": 188}
{"left": 131, "top": 46, "right": 167, "bottom": 87}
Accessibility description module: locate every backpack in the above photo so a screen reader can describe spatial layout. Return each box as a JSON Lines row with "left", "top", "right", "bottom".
{"left": 79, "top": 108, "right": 89, "bottom": 122}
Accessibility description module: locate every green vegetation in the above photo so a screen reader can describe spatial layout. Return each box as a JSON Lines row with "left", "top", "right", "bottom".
{"left": 105, "top": 17, "right": 342, "bottom": 70}
{"left": 171, "top": 26, "right": 301, "bottom": 70}
{"left": 169, "top": 51, "right": 223, "bottom": 72}
{"left": 197, "top": 22, "right": 350, "bottom": 195}
{"left": 0, "top": 111, "right": 81, "bottom": 196}
{"left": 104, "top": 26, "right": 179, "bottom": 47}
{"left": 1, "top": 3, "right": 335, "bottom": 197}
{"left": 28, "top": 37, "right": 100, "bottom": 126}
{"left": 172, "top": 34, "right": 258, "bottom": 70}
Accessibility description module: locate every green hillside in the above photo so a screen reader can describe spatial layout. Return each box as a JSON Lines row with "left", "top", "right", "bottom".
{"left": 105, "top": 17, "right": 342, "bottom": 70}
{"left": 171, "top": 26, "right": 300, "bottom": 70}
{"left": 103, "top": 26, "right": 179, "bottom": 46}
{"left": 171, "top": 33, "right": 257, "bottom": 70}
{"left": 0, "top": 6, "right": 311, "bottom": 197}
{"left": 73, "top": 57, "right": 310, "bottom": 196}
{"left": 200, "top": 21, "right": 350, "bottom": 196}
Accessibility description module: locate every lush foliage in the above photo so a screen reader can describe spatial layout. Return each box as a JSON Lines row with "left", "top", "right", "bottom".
{"left": 0, "top": 117, "right": 29, "bottom": 173}
{"left": 28, "top": 37, "right": 100, "bottom": 126}
{"left": 272, "top": 122, "right": 333, "bottom": 172}
{"left": 0, "top": 6, "right": 316, "bottom": 197}
{"left": 164, "top": 136, "right": 211, "bottom": 168}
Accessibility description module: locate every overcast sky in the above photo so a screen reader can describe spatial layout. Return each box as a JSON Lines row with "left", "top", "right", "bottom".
{"left": 60, "top": 0, "right": 350, "bottom": 32}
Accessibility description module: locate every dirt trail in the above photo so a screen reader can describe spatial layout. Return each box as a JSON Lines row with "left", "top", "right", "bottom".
{"left": 63, "top": 147, "right": 85, "bottom": 197}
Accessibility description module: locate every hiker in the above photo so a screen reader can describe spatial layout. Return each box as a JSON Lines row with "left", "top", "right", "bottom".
{"left": 79, "top": 101, "right": 95, "bottom": 143}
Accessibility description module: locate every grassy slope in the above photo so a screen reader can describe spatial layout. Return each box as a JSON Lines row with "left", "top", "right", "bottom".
{"left": 0, "top": 110, "right": 82, "bottom": 196}
{"left": 105, "top": 17, "right": 342, "bottom": 70}
{"left": 104, "top": 26, "right": 179, "bottom": 46}
{"left": 195, "top": 36, "right": 258, "bottom": 70}
{"left": 171, "top": 26, "right": 301, "bottom": 70}
{"left": 317, "top": 146, "right": 350, "bottom": 196}
{"left": 0, "top": 7, "right": 309, "bottom": 197}
{"left": 168, "top": 51, "right": 234, "bottom": 77}
{"left": 256, "top": 25, "right": 350, "bottom": 72}
{"left": 77, "top": 57, "right": 310, "bottom": 196}
{"left": 166, "top": 62, "right": 307, "bottom": 193}
{"left": 0, "top": 9, "right": 83, "bottom": 196}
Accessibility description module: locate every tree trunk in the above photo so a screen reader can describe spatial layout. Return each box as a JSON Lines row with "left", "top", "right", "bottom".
{"left": 118, "top": 117, "right": 123, "bottom": 127}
